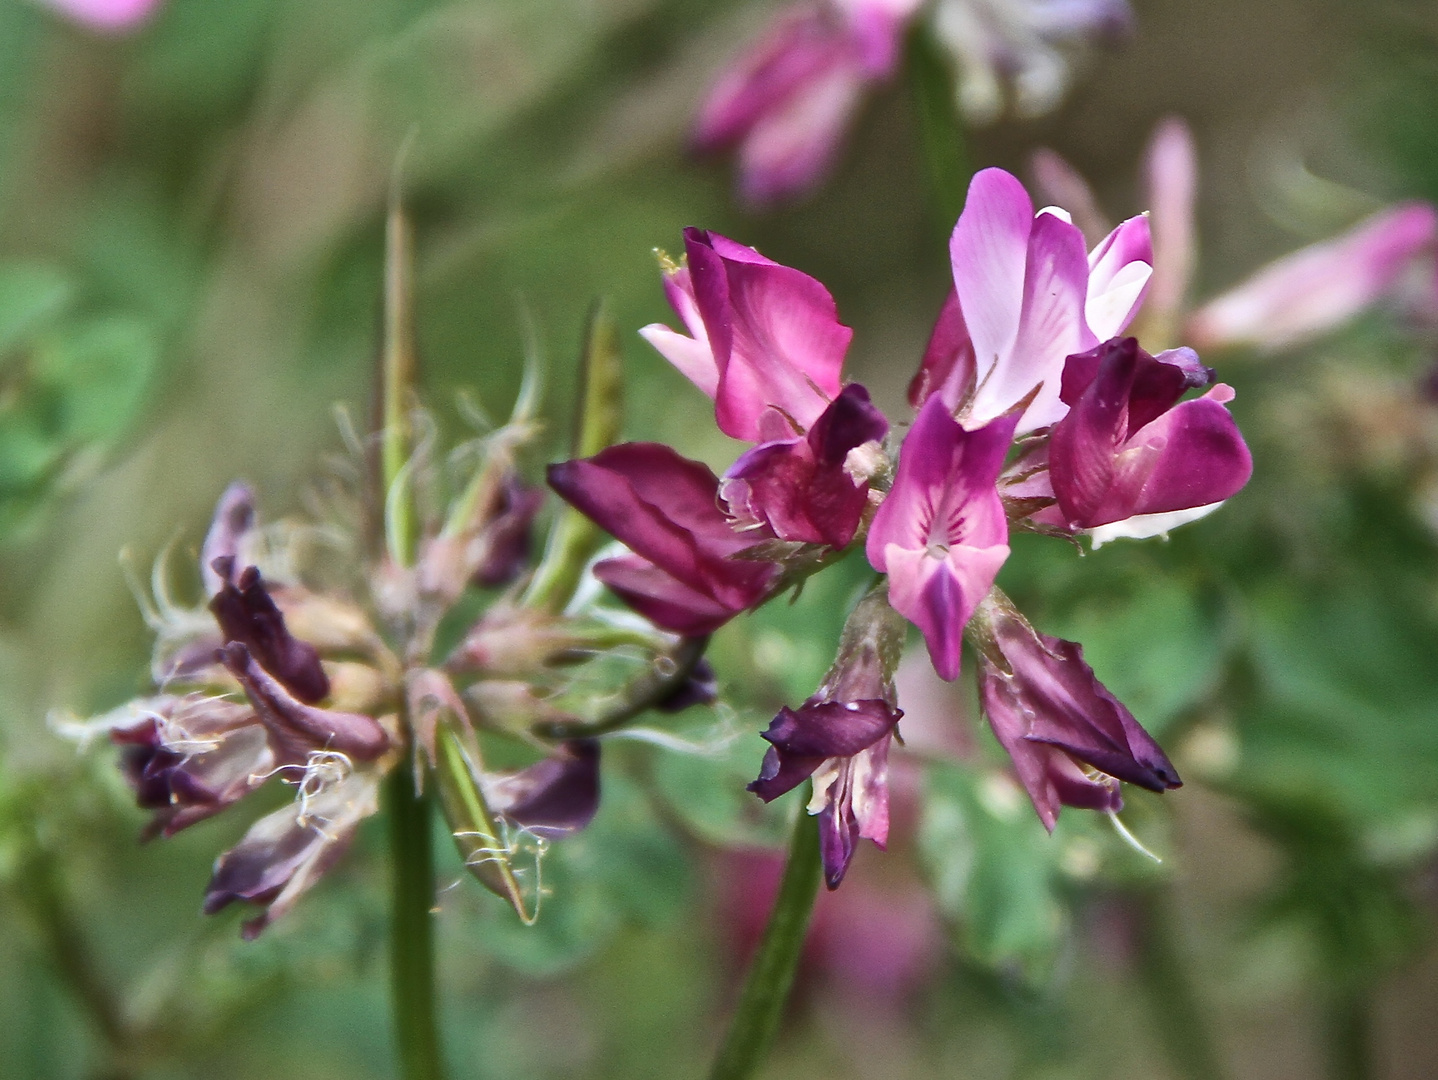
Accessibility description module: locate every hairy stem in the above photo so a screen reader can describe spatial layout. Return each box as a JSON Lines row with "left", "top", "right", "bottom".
{"left": 386, "top": 766, "right": 446, "bottom": 1080}
{"left": 1134, "top": 885, "right": 1228, "bottom": 1080}
{"left": 708, "top": 808, "right": 822, "bottom": 1080}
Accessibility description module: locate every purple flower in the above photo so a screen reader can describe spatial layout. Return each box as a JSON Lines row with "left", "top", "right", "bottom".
{"left": 1188, "top": 203, "right": 1438, "bottom": 352}
{"left": 866, "top": 396, "right": 1015, "bottom": 681}
{"left": 109, "top": 696, "right": 271, "bottom": 839}
{"left": 748, "top": 585, "right": 906, "bottom": 887}
{"left": 693, "top": 0, "right": 922, "bottom": 205}
{"left": 973, "top": 596, "right": 1179, "bottom": 830}
{"left": 547, "top": 443, "right": 781, "bottom": 634}
{"left": 640, "top": 228, "right": 853, "bottom": 442}
{"left": 909, "top": 168, "right": 1152, "bottom": 433}
{"left": 1046, "top": 337, "right": 1252, "bottom": 540}
{"left": 721, "top": 383, "right": 889, "bottom": 547}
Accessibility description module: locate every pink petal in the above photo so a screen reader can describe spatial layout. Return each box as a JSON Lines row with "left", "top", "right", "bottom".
{"left": 882, "top": 543, "right": 1009, "bottom": 681}
{"left": 907, "top": 288, "right": 976, "bottom": 409}
{"left": 1188, "top": 202, "right": 1438, "bottom": 351}
{"left": 41, "top": 0, "right": 162, "bottom": 31}
{"left": 1030, "top": 147, "right": 1112, "bottom": 246}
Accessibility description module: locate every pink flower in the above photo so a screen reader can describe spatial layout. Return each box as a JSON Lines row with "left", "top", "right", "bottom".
{"left": 694, "top": 0, "right": 922, "bottom": 205}
{"left": 641, "top": 228, "right": 853, "bottom": 442}
{"left": 39, "top": 0, "right": 162, "bottom": 32}
{"left": 1188, "top": 202, "right": 1438, "bottom": 352}
{"left": 909, "top": 168, "right": 1153, "bottom": 434}
{"left": 865, "top": 396, "right": 1016, "bottom": 681}
{"left": 1045, "top": 336, "right": 1252, "bottom": 541}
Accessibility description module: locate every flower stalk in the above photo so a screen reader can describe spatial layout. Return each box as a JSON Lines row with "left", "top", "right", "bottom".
{"left": 708, "top": 805, "right": 822, "bottom": 1080}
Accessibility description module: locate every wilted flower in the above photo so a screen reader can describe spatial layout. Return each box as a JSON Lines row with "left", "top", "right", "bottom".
{"left": 969, "top": 592, "right": 1180, "bottom": 830}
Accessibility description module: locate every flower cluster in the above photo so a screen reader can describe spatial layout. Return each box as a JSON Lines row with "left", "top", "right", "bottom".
{"left": 694, "top": 0, "right": 1131, "bottom": 204}
{"left": 552, "top": 167, "right": 1253, "bottom": 887}
{"left": 64, "top": 371, "right": 713, "bottom": 935}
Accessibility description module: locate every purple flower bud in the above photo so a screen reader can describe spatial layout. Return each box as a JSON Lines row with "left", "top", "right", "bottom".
{"left": 1047, "top": 336, "right": 1251, "bottom": 536}
{"left": 201, "top": 483, "right": 257, "bottom": 597}
{"left": 471, "top": 478, "right": 544, "bottom": 588}
{"left": 547, "top": 443, "right": 781, "bottom": 634}
{"left": 219, "top": 643, "right": 389, "bottom": 763}
{"left": 974, "top": 596, "right": 1179, "bottom": 831}
{"left": 209, "top": 558, "right": 331, "bottom": 705}
{"left": 722, "top": 383, "right": 888, "bottom": 548}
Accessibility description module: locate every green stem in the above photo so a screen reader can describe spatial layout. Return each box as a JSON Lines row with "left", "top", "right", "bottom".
{"left": 382, "top": 195, "right": 419, "bottom": 567}
{"left": 709, "top": 807, "right": 822, "bottom": 1080}
{"left": 385, "top": 766, "right": 446, "bottom": 1080}
{"left": 1133, "top": 886, "right": 1227, "bottom": 1080}
{"left": 1323, "top": 988, "right": 1372, "bottom": 1080}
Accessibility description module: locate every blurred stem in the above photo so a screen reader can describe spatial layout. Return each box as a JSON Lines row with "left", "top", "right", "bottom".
{"left": 524, "top": 300, "right": 623, "bottom": 614}
{"left": 905, "top": 25, "right": 969, "bottom": 228}
{"left": 1134, "top": 885, "right": 1227, "bottom": 1080}
{"left": 1323, "top": 988, "right": 1372, "bottom": 1080}
{"left": 16, "top": 841, "right": 131, "bottom": 1072}
{"left": 386, "top": 765, "right": 446, "bottom": 1080}
{"left": 382, "top": 193, "right": 419, "bottom": 567}
{"left": 533, "top": 634, "right": 710, "bottom": 739}
{"left": 709, "top": 807, "right": 821, "bottom": 1080}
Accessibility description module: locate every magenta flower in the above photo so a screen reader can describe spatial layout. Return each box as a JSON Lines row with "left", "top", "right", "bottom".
{"left": 909, "top": 168, "right": 1153, "bottom": 433}
{"left": 641, "top": 228, "right": 853, "bottom": 442}
{"left": 722, "top": 383, "right": 889, "bottom": 548}
{"left": 547, "top": 443, "right": 781, "bottom": 634}
{"left": 1188, "top": 202, "right": 1438, "bottom": 352}
{"left": 866, "top": 396, "right": 1016, "bottom": 681}
{"left": 1045, "top": 336, "right": 1252, "bottom": 541}
{"left": 974, "top": 597, "right": 1179, "bottom": 830}
{"left": 39, "top": 0, "right": 162, "bottom": 31}
{"left": 693, "top": 0, "right": 922, "bottom": 206}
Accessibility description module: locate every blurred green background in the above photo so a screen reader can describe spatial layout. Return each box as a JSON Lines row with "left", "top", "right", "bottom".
{"left": 5, "top": 0, "right": 1438, "bottom": 1077}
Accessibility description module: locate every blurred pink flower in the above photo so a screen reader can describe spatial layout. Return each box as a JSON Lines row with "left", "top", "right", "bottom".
{"left": 1188, "top": 202, "right": 1438, "bottom": 352}
{"left": 693, "top": 0, "right": 923, "bottom": 206}
{"left": 39, "top": 0, "right": 163, "bottom": 32}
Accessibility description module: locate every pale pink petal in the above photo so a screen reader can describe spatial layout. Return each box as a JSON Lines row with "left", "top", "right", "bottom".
{"left": 737, "top": 61, "right": 867, "bottom": 207}
{"left": 639, "top": 325, "right": 719, "bottom": 399}
{"left": 1085, "top": 214, "right": 1153, "bottom": 341}
{"left": 1144, "top": 117, "right": 1198, "bottom": 330}
{"left": 950, "top": 169, "right": 1035, "bottom": 385}
{"left": 883, "top": 544, "right": 1009, "bottom": 681}
{"left": 1188, "top": 203, "right": 1438, "bottom": 351}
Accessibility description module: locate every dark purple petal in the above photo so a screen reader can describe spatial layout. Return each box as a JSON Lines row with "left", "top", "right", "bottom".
{"left": 907, "top": 288, "right": 976, "bottom": 410}
{"left": 806, "top": 383, "right": 888, "bottom": 466}
{"left": 655, "top": 657, "right": 718, "bottom": 712}
{"left": 472, "top": 478, "right": 544, "bottom": 588}
{"left": 593, "top": 554, "right": 756, "bottom": 636}
{"left": 201, "top": 483, "right": 256, "bottom": 597}
{"left": 490, "top": 740, "right": 601, "bottom": 840}
{"left": 219, "top": 643, "right": 389, "bottom": 763}
{"left": 818, "top": 799, "right": 861, "bottom": 889}
{"left": 209, "top": 559, "right": 330, "bottom": 704}
{"left": 747, "top": 699, "right": 899, "bottom": 801}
